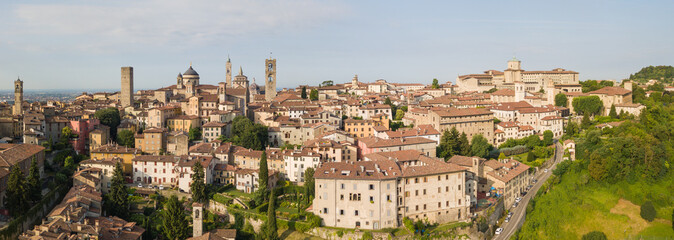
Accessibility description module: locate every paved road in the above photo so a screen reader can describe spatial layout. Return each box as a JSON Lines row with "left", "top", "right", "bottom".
{"left": 494, "top": 141, "right": 563, "bottom": 240}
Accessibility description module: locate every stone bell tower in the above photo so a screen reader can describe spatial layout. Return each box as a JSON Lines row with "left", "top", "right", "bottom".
{"left": 13, "top": 78, "right": 23, "bottom": 116}
{"left": 226, "top": 56, "right": 232, "bottom": 88}
{"left": 265, "top": 58, "right": 277, "bottom": 102}
{"left": 192, "top": 203, "right": 203, "bottom": 237}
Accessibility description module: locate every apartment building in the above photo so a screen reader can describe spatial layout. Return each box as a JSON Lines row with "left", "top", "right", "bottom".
{"left": 483, "top": 159, "right": 530, "bottom": 207}
{"left": 135, "top": 127, "right": 167, "bottom": 155}
{"left": 427, "top": 107, "right": 494, "bottom": 144}
{"left": 358, "top": 136, "right": 437, "bottom": 159}
{"left": 344, "top": 119, "right": 376, "bottom": 138}
{"left": 283, "top": 148, "right": 321, "bottom": 183}
{"left": 314, "top": 150, "right": 470, "bottom": 230}
{"left": 79, "top": 157, "right": 122, "bottom": 193}
{"left": 90, "top": 144, "right": 140, "bottom": 175}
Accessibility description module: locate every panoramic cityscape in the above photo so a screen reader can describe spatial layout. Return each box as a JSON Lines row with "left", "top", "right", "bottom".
{"left": 0, "top": 1, "right": 673, "bottom": 240}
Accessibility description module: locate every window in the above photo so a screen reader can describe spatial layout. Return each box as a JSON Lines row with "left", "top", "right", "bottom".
{"left": 415, "top": 205, "right": 419, "bottom": 211}
{"left": 354, "top": 210, "right": 359, "bottom": 216}
{"left": 446, "top": 186, "right": 449, "bottom": 192}
{"left": 459, "top": 199, "right": 462, "bottom": 205}
{"left": 323, "top": 208, "right": 328, "bottom": 214}
{"left": 340, "top": 194, "right": 344, "bottom": 200}
{"left": 386, "top": 195, "right": 390, "bottom": 201}
{"left": 369, "top": 184, "right": 374, "bottom": 190}
{"left": 369, "top": 196, "right": 374, "bottom": 202}
{"left": 415, "top": 178, "right": 419, "bottom": 183}
{"left": 423, "top": 204, "right": 427, "bottom": 210}
{"left": 458, "top": 185, "right": 461, "bottom": 190}
{"left": 438, "top": 187, "right": 441, "bottom": 193}
{"left": 340, "top": 210, "right": 344, "bottom": 215}
{"left": 424, "top": 177, "right": 427, "bottom": 182}
{"left": 415, "top": 190, "right": 418, "bottom": 196}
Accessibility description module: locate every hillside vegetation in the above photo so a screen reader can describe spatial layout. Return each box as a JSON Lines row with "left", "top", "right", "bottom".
{"left": 515, "top": 77, "right": 674, "bottom": 239}
{"left": 629, "top": 65, "right": 674, "bottom": 83}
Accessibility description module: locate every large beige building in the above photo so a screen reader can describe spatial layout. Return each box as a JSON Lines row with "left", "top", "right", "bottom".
{"left": 313, "top": 150, "right": 470, "bottom": 230}
{"left": 426, "top": 107, "right": 495, "bottom": 144}
{"left": 457, "top": 58, "right": 579, "bottom": 93}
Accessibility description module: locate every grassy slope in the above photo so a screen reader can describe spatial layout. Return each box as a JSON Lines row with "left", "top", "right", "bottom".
{"left": 518, "top": 168, "right": 674, "bottom": 239}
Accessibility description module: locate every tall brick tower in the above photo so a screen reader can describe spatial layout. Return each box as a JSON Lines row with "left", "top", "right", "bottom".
{"left": 226, "top": 56, "right": 232, "bottom": 88}
{"left": 265, "top": 58, "right": 277, "bottom": 102}
{"left": 13, "top": 78, "right": 23, "bottom": 116}
{"left": 121, "top": 67, "right": 134, "bottom": 107}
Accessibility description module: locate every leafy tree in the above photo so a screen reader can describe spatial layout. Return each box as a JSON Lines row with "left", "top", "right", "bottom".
{"left": 640, "top": 201, "right": 656, "bottom": 222}
{"left": 265, "top": 190, "right": 279, "bottom": 240}
{"left": 117, "top": 129, "right": 135, "bottom": 147}
{"left": 572, "top": 96, "right": 603, "bottom": 115}
{"left": 95, "top": 107, "right": 121, "bottom": 139}
{"left": 321, "top": 80, "right": 334, "bottom": 87}
{"left": 498, "top": 152, "right": 507, "bottom": 159}
{"left": 227, "top": 116, "right": 268, "bottom": 150}
{"left": 581, "top": 113, "right": 592, "bottom": 129}
{"left": 27, "top": 157, "right": 41, "bottom": 202}
{"left": 525, "top": 135, "right": 542, "bottom": 149}
{"left": 588, "top": 152, "right": 606, "bottom": 181}
{"left": 484, "top": 88, "right": 498, "bottom": 93}
{"left": 257, "top": 151, "right": 269, "bottom": 204}
{"left": 301, "top": 86, "right": 307, "bottom": 99}
{"left": 64, "top": 156, "right": 75, "bottom": 172}
{"left": 395, "top": 109, "right": 404, "bottom": 120}
{"left": 581, "top": 231, "right": 607, "bottom": 240}
{"left": 384, "top": 97, "right": 392, "bottom": 105}
{"left": 191, "top": 162, "right": 207, "bottom": 203}
{"left": 5, "top": 165, "right": 29, "bottom": 216}
{"left": 401, "top": 106, "right": 408, "bottom": 112}
{"left": 106, "top": 162, "right": 129, "bottom": 218}
{"left": 671, "top": 209, "right": 673, "bottom": 231}
{"left": 188, "top": 127, "right": 202, "bottom": 141}
{"left": 60, "top": 126, "right": 73, "bottom": 145}
{"left": 310, "top": 89, "right": 318, "bottom": 101}
{"left": 608, "top": 105, "right": 618, "bottom": 119}
{"left": 162, "top": 195, "right": 188, "bottom": 240}
{"left": 554, "top": 93, "right": 568, "bottom": 107}
{"left": 629, "top": 65, "right": 674, "bottom": 83}
{"left": 470, "top": 134, "right": 491, "bottom": 158}
{"left": 543, "top": 130, "right": 553, "bottom": 146}
{"left": 431, "top": 78, "right": 440, "bottom": 89}
{"left": 458, "top": 132, "right": 471, "bottom": 156}
{"left": 437, "top": 128, "right": 460, "bottom": 159}
{"left": 565, "top": 120, "right": 579, "bottom": 136}
{"left": 304, "top": 167, "right": 315, "bottom": 200}
{"left": 633, "top": 86, "right": 647, "bottom": 103}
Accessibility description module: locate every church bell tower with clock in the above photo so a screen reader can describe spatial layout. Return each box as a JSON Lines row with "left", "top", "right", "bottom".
{"left": 265, "top": 58, "right": 277, "bottom": 102}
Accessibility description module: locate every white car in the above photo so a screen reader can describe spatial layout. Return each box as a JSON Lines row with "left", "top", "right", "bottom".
{"left": 544, "top": 169, "right": 548, "bottom": 173}
{"left": 516, "top": 197, "right": 522, "bottom": 203}
{"left": 158, "top": 185, "right": 165, "bottom": 190}
{"left": 505, "top": 217, "right": 510, "bottom": 223}
{"left": 137, "top": 183, "right": 142, "bottom": 188}
{"left": 495, "top": 228, "right": 503, "bottom": 235}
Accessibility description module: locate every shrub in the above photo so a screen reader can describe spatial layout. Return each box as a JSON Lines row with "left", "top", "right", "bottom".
{"left": 361, "top": 231, "right": 373, "bottom": 240}
{"left": 336, "top": 230, "right": 344, "bottom": 237}
{"left": 640, "top": 201, "right": 656, "bottom": 222}
{"left": 403, "top": 217, "right": 414, "bottom": 233}
{"left": 581, "top": 231, "right": 607, "bottom": 240}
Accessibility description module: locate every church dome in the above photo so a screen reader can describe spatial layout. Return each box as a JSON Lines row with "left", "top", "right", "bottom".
{"left": 183, "top": 66, "right": 199, "bottom": 76}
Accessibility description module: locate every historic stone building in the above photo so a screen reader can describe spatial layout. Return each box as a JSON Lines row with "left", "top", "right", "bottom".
{"left": 13, "top": 78, "right": 23, "bottom": 116}
{"left": 265, "top": 58, "right": 277, "bottom": 101}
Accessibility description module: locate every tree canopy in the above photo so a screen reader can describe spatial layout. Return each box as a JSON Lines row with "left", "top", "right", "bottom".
{"left": 470, "top": 134, "right": 492, "bottom": 158}
{"left": 5, "top": 165, "right": 29, "bottom": 216}
{"left": 27, "top": 157, "right": 41, "bottom": 202}
{"left": 572, "top": 96, "right": 603, "bottom": 115}
{"left": 304, "top": 167, "right": 315, "bottom": 200}
{"left": 256, "top": 151, "right": 269, "bottom": 205}
{"left": 117, "top": 129, "right": 135, "bottom": 147}
{"left": 188, "top": 127, "right": 202, "bottom": 141}
{"left": 221, "top": 116, "right": 268, "bottom": 150}
{"left": 629, "top": 65, "right": 674, "bottom": 83}
{"left": 301, "top": 86, "right": 307, "bottom": 99}
{"left": 431, "top": 78, "right": 440, "bottom": 89}
{"left": 310, "top": 89, "right": 318, "bottom": 101}
{"left": 264, "top": 190, "right": 279, "bottom": 240}
{"left": 555, "top": 93, "right": 568, "bottom": 107}
{"left": 581, "top": 80, "right": 614, "bottom": 93}
{"left": 94, "top": 107, "right": 121, "bottom": 138}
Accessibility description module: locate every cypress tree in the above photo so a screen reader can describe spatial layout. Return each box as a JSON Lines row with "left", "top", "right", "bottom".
{"left": 27, "top": 157, "right": 42, "bottom": 202}
{"left": 266, "top": 190, "right": 279, "bottom": 240}
{"left": 190, "top": 161, "right": 207, "bottom": 203}
{"left": 256, "top": 151, "right": 269, "bottom": 205}
{"left": 609, "top": 105, "right": 618, "bottom": 119}
{"left": 458, "top": 132, "right": 471, "bottom": 156}
{"left": 107, "top": 162, "right": 129, "bottom": 218}
{"left": 5, "top": 165, "right": 29, "bottom": 216}
{"left": 162, "top": 195, "right": 188, "bottom": 240}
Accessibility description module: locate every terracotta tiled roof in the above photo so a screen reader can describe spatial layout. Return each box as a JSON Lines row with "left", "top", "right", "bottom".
{"left": 431, "top": 107, "right": 493, "bottom": 117}
{"left": 491, "top": 89, "right": 515, "bottom": 96}
{"left": 589, "top": 86, "right": 631, "bottom": 96}
{"left": 358, "top": 136, "right": 435, "bottom": 148}
{"left": 0, "top": 144, "right": 44, "bottom": 168}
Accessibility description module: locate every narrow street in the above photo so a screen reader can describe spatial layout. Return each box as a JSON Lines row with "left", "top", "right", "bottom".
{"left": 494, "top": 141, "right": 563, "bottom": 240}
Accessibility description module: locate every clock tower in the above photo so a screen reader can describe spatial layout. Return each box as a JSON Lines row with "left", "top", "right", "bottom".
{"left": 265, "top": 58, "right": 277, "bottom": 102}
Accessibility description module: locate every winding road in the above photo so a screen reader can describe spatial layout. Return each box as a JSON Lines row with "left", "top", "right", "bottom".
{"left": 493, "top": 141, "right": 563, "bottom": 240}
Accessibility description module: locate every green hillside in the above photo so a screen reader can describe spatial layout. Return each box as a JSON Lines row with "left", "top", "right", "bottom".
{"left": 629, "top": 65, "right": 674, "bottom": 83}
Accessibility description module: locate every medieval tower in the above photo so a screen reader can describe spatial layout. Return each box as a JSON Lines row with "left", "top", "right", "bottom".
{"left": 226, "top": 56, "right": 232, "bottom": 88}
{"left": 121, "top": 67, "right": 134, "bottom": 107}
{"left": 13, "top": 78, "right": 23, "bottom": 116}
{"left": 265, "top": 58, "right": 277, "bottom": 101}
{"left": 192, "top": 203, "right": 203, "bottom": 237}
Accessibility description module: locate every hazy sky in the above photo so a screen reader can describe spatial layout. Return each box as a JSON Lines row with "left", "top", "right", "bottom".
{"left": 1, "top": 0, "right": 672, "bottom": 90}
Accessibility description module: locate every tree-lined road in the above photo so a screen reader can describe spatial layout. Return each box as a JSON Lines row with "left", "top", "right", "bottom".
{"left": 494, "top": 141, "right": 563, "bottom": 240}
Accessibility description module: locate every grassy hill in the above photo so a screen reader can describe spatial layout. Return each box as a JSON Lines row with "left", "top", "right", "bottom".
{"left": 515, "top": 165, "right": 673, "bottom": 239}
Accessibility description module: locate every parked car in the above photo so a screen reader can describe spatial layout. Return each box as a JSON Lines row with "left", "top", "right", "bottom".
{"left": 513, "top": 202, "right": 518, "bottom": 208}
{"left": 516, "top": 197, "right": 522, "bottom": 203}
{"left": 137, "top": 183, "right": 143, "bottom": 188}
{"left": 508, "top": 212, "right": 513, "bottom": 217}
{"left": 158, "top": 185, "right": 165, "bottom": 190}
{"left": 495, "top": 228, "right": 503, "bottom": 235}
{"left": 505, "top": 217, "right": 510, "bottom": 222}
{"left": 544, "top": 168, "right": 548, "bottom": 173}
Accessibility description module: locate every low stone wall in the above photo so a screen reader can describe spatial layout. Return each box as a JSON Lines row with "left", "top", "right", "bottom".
{"left": 309, "top": 227, "right": 391, "bottom": 240}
